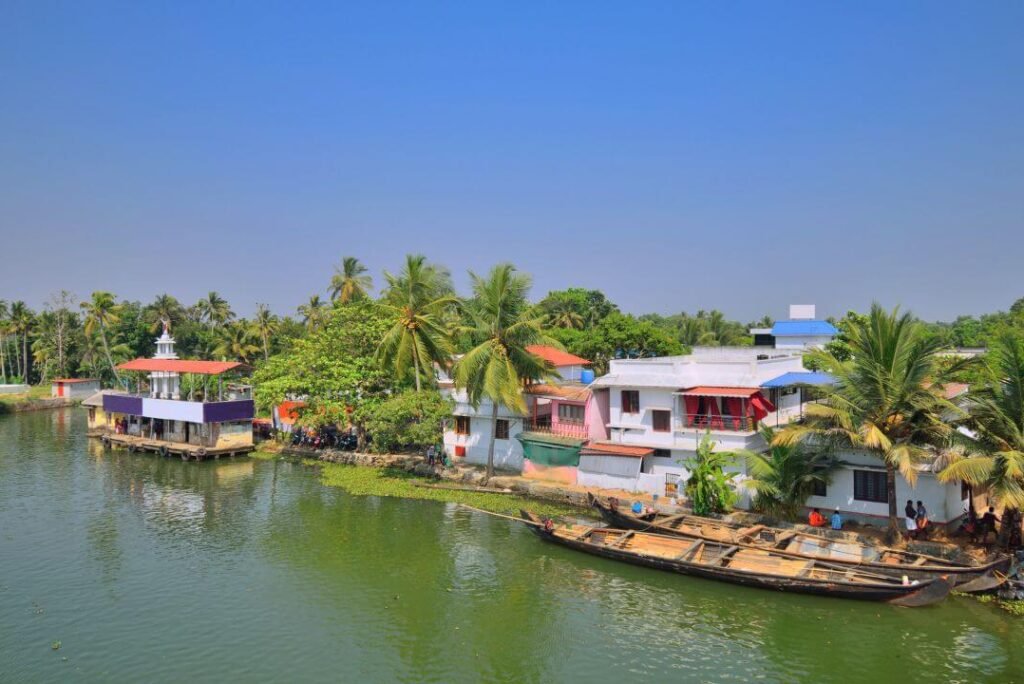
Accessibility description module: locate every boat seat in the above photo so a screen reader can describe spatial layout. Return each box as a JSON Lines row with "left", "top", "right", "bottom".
{"left": 611, "top": 531, "right": 635, "bottom": 547}
{"left": 717, "top": 546, "right": 740, "bottom": 566}
{"left": 676, "top": 540, "right": 703, "bottom": 561}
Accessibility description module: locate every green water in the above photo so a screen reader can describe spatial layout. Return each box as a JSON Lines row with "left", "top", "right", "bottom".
{"left": 1, "top": 409, "right": 1021, "bottom": 683}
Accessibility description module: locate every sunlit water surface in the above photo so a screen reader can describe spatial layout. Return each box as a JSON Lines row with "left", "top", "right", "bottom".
{"left": 1, "top": 409, "right": 1022, "bottom": 683}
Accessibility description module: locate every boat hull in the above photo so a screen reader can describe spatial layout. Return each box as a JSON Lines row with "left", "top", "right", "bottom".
{"left": 523, "top": 514, "right": 950, "bottom": 605}
{"left": 589, "top": 495, "right": 1009, "bottom": 583}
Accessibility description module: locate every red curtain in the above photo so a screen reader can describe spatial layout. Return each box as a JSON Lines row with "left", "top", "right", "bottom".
{"left": 725, "top": 397, "right": 744, "bottom": 429}
{"left": 683, "top": 395, "right": 699, "bottom": 427}
{"left": 749, "top": 392, "right": 776, "bottom": 421}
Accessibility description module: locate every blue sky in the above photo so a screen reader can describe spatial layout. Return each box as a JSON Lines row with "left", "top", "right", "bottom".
{"left": 1, "top": 2, "right": 1021, "bottom": 322}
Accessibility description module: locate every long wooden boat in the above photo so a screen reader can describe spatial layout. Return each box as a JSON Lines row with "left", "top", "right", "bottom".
{"left": 588, "top": 493, "right": 1010, "bottom": 587}
{"left": 521, "top": 511, "right": 951, "bottom": 606}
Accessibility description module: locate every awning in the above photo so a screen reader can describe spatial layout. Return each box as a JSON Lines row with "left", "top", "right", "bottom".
{"left": 580, "top": 442, "right": 653, "bottom": 458}
{"left": 677, "top": 386, "right": 762, "bottom": 398}
{"left": 761, "top": 372, "right": 835, "bottom": 388}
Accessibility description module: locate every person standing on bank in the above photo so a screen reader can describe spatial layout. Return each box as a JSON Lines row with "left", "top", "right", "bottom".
{"left": 905, "top": 499, "right": 918, "bottom": 539}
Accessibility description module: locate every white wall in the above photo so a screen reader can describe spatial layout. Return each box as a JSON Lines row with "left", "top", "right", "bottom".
{"left": 444, "top": 412, "right": 525, "bottom": 472}
{"left": 804, "top": 451, "right": 967, "bottom": 524}
{"left": 774, "top": 335, "right": 833, "bottom": 350}
{"left": 577, "top": 454, "right": 642, "bottom": 491}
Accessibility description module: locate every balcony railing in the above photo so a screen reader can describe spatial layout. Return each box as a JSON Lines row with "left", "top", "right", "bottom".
{"left": 675, "top": 413, "right": 756, "bottom": 433}
{"left": 525, "top": 418, "right": 590, "bottom": 439}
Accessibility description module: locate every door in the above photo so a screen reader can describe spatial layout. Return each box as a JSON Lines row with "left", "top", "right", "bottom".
{"left": 56, "top": 383, "right": 64, "bottom": 397}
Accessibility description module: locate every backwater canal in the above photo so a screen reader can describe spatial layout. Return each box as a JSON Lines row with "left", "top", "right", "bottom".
{"left": 1, "top": 409, "right": 1021, "bottom": 683}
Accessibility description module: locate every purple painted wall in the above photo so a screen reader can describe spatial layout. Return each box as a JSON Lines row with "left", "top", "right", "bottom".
{"left": 103, "top": 394, "right": 143, "bottom": 415}
{"left": 203, "top": 400, "right": 255, "bottom": 423}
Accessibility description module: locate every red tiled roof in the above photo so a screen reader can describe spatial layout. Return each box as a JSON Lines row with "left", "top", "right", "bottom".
{"left": 679, "top": 386, "right": 762, "bottom": 398}
{"left": 117, "top": 359, "right": 246, "bottom": 375}
{"left": 526, "top": 345, "right": 591, "bottom": 367}
{"left": 925, "top": 382, "right": 969, "bottom": 400}
{"left": 581, "top": 442, "right": 653, "bottom": 458}
{"left": 51, "top": 378, "right": 97, "bottom": 383}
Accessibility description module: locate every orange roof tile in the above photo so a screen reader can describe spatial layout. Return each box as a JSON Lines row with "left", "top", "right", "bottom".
{"left": 117, "top": 359, "right": 246, "bottom": 375}
{"left": 526, "top": 345, "right": 591, "bottom": 367}
{"left": 581, "top": 442, "right": 653, "bottom": 458}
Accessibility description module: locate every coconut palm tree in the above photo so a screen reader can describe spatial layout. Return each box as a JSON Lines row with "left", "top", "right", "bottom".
{"left": 198, "top": 291, "right": 234, "bottom": 327}
{"left": 298, "top": 295, "right": 326, "bottom": 332}
{"left": 732, "top": 426, "right": 840, "bottom": 519}
{"left": 252, "top": 303, "right": 279, "bottom": 361}
{"left": 376, "top": 255, "right": 457, "bottom": 392}
{"left": 774, "top": 303, "right": 963, "bottom": 542}
{"left": 544, "top": 299, "right": 585, "bottom": 330}
{"left": 9, "top": 301, "right": 34, "bottom": 382}
{"left": 214, "top": 322, "right": 260, "bottom": 363}
{"left": 453, "top": 264, "right": 559, "bottom": 478}
{"left": 939, "top": 332, "right": 1024, "bottom": 545}
{"left": 0, "top": 299, "right": 8, "bottom": 383}
{"left": 329, "top": 256, "right": 373, "bottom": 303}
{"left": 80, "top": 292, "right": 123, "bottom": 385}
{"left": 146, "top": 293, "right": 185, "bottom": 333}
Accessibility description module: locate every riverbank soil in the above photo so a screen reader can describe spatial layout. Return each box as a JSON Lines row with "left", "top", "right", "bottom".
{"left": 0, "top": 385, "right": 74, "bottom": 414}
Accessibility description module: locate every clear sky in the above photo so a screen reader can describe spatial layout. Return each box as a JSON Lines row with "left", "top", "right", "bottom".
{"left": 1, "top": 2, "right": 1021, "bottom": 322}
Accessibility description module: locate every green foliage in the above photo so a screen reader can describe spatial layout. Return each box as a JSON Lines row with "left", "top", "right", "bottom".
{"left": 536, "top": 288, "right": 618, "bottom": 329}
{"left": 315, "top": 463, "right": 582, "bottom": 518}
{"left": 682, "top": 434, "right": 738, "bottom": 515}
{"left": 571, "top": 312, "right": 686, "bottom": 375}
{"left": 254, "top": 299, "right": 394, "bottom": 431}
{"left": 363, "top": 389, "right": 452, "bottom": 454}
{"left": 735, "top": 426, "right": 839, "bottom": 519}
{"left": 940, "top": 332, "right": 1024, "bottom": 511}
{"left": 376, "top": 255, "right": 457, "bottom": 391}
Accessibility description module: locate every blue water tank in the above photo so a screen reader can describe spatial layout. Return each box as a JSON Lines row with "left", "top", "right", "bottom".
{"left": 580, "top": 368, "right": 595, "bottom": 384}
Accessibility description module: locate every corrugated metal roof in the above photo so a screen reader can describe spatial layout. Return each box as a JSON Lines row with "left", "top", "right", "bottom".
{"left": 770, "top": 320, "right": 838, "bottom": 337}
{"left": 523, "top": 383, "right": 591, "bottom": 401}
{"left": 761, "top": 371, "right": 836, "bottom": 388}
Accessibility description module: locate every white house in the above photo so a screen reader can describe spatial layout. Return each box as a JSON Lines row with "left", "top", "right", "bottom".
{"left": 440, "top": 346, "right": 605, "bottom": 474}
{"left": 51, "top": 378, "right": 100, "bottom": 399}
{"left": 585, "top": 347, "right": 815, "bottom": 498}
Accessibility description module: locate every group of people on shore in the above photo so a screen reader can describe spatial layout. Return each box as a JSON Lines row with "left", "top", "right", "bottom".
{"left": 807, "top": 508, "right": 843, "bottom": 530}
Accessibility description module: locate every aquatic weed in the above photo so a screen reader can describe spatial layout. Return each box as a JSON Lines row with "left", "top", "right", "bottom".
{"left": 313, "top": 462, "right": 583, "bottom": 518}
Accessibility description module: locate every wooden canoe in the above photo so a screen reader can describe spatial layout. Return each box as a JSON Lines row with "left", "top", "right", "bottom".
{"left": 521, "top": 511, "right": 951, "bottom": 606}
{"left": 588, "top": 493, "right": 1010, "bottom": 584}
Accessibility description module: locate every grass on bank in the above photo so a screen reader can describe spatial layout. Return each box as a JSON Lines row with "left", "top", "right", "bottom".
{"left": 310, "top": 460, "right": 584, "bottom": 519}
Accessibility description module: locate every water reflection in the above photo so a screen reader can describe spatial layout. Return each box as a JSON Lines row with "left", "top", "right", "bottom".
{"left": 1, "top": 409, "right": 1022, "bottom": 684}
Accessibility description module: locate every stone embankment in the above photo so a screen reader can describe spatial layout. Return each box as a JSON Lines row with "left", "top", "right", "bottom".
{"left": 0, "top": 397, "right": 76, "bottom": 414}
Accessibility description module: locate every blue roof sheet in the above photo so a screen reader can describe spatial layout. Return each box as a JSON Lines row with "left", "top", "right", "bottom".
{"left": 770, "top": 320, "right": 838, "bottom": 337}
{"left": 761, "top": 371, "right": 836, "bottom": 388}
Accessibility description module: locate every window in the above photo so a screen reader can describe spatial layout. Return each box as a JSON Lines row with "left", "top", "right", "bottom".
{"left": 652, "top": 410, "right": 671, "bottom": 432}
{"left": 455, "top": 416, "right": 471, "bottom": 436}
{"left": 853, "top": 470, "right": 887, "bottom": 503}
{"left": 495, "top": 419, "right": 509, "bottom": 440}
{"left": 558, "top": 403, "right": 585, "bottom": 424}
{"left": 812, "top": 480, "right": 827, "bottom": 497}
{"left": 652, "top": 449, "right": 671, "bottom": 459}
{"left": 621, "top": 390, "right": 640, "bottom": 414}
